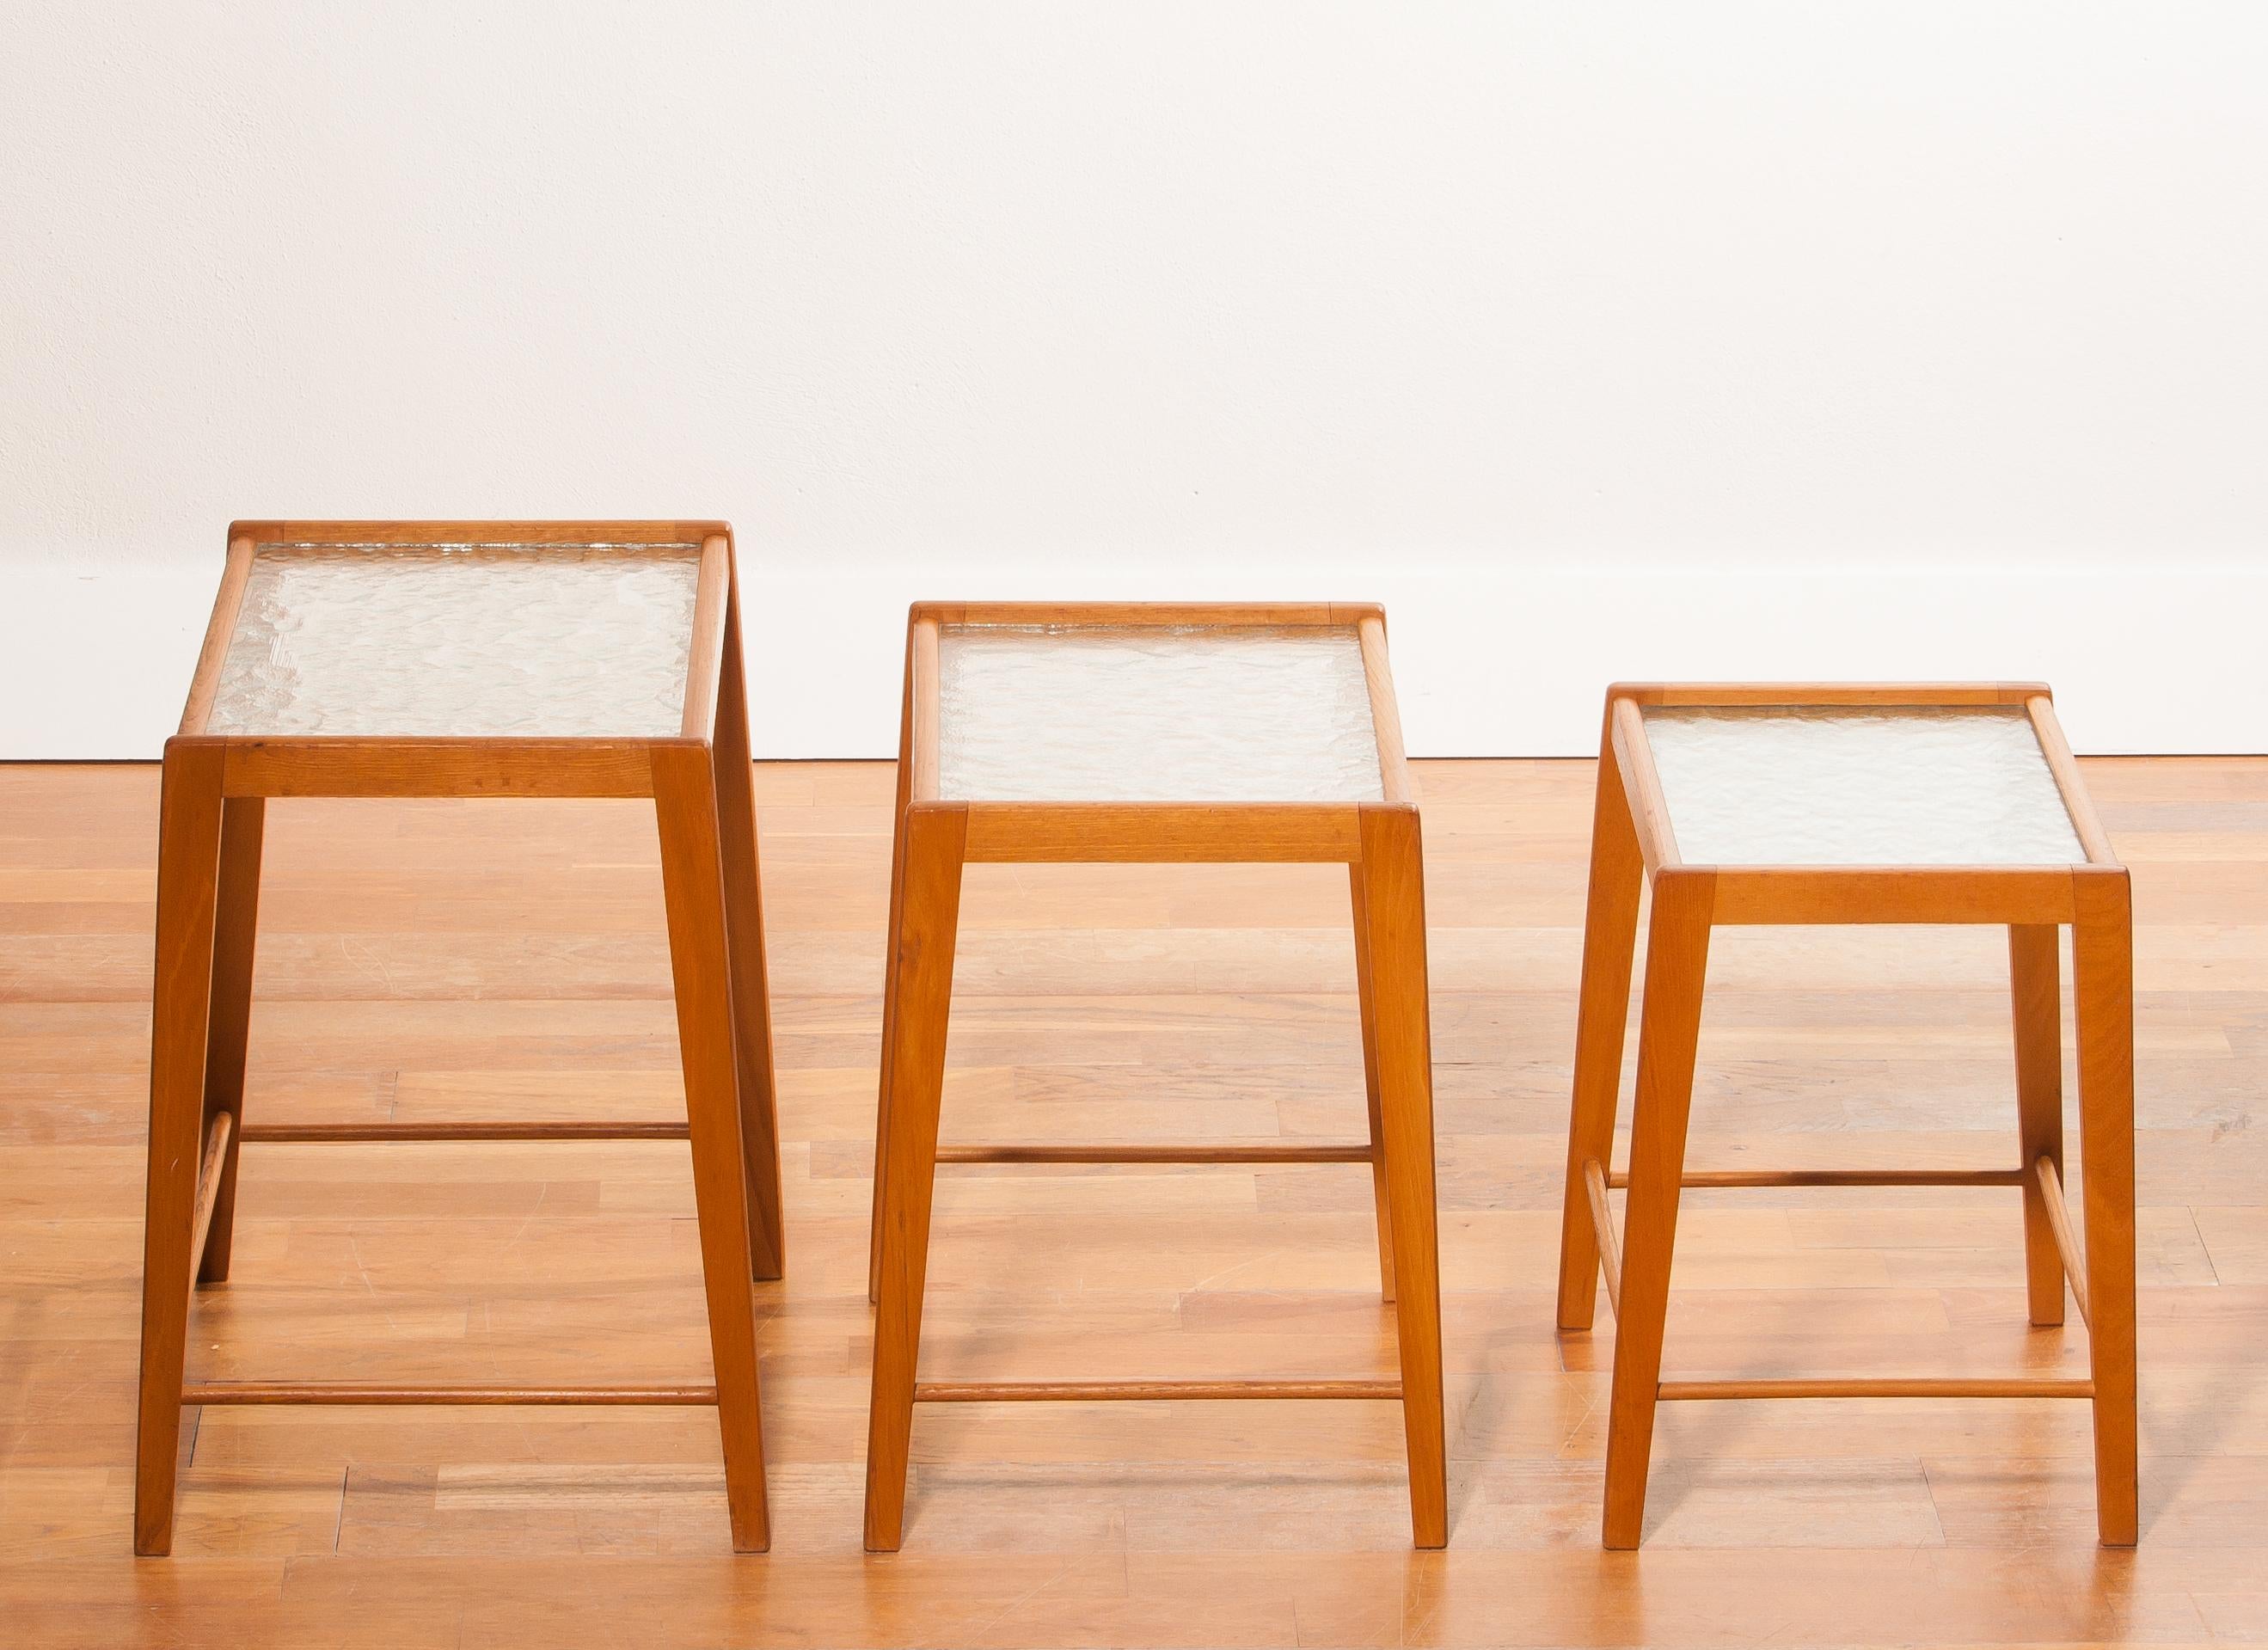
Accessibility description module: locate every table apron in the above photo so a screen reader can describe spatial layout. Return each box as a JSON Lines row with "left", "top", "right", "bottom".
{"left": 957, "top": 801, "right": 1371, "bottom": 862}
{"left": 1703, "top": 865, "right": 2081, "bottom": 925}
{"left": 210, "top": 737, "right": 666, "bottom": 799}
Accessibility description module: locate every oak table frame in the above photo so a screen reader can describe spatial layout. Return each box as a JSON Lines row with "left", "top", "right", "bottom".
{"left": 136, "top": 520, "right": 783, "bottom": 1555}
{"left": 1556, "top": 682, "right": 2136, "bottom": 1549}
{"left": 861, "top": 602, "right": 1448, "bottom": 1550}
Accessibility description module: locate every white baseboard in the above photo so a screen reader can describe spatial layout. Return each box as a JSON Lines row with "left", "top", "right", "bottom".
{"left": 13, "top": 561, "right": 2261, "bottom": 760}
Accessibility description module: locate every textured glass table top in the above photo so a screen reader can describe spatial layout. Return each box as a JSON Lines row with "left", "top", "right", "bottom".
{"left": 205, "top": 544, "right": 704, "bottom": 738}
{"left": 1639, "top": 705, "right": 2087, "bottom": 867}
{"left": 935, "top": 623, "right": 1386, "bottom": 803}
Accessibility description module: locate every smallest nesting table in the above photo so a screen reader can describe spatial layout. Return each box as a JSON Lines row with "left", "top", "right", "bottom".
{"left": 1558, "top": 682, "right": 2136, "bottom": 1549}
{"left": 863, "top": 603, "right": 1448, "bottom": 1549}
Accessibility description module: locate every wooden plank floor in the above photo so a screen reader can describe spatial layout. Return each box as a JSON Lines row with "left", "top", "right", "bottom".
{"left": 3, "top": 756, "right": 2264, "bottom": 1647}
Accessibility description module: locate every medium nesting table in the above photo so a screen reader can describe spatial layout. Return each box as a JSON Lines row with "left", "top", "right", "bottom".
{"left": 862, "top": 602, "right": 1447, "bottom": 1549}
{"left": 1557, "top": 683, "right": 2136, "bottom": 1548}
{"left": 137, "top": 520, "right": 782, "bottom": 1554}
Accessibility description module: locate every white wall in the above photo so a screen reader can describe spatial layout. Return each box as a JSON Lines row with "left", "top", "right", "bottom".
{"left": 5, "top": 3, "right": 2264, "bottom": 758}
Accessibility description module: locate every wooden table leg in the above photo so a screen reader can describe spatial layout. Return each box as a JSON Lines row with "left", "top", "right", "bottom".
{"left": 714, "top": 587, "right": 786, "bottom": 1282}
{"left": 136, "top": 740, "right": 227, "bottom": 1556}
{"left": 869, "top": 639, "right": 917, "bottom": 1306}
{"left": 1557, "top": 723, "right": 1646, "bottom": 1330}
{"left": 1358, "top": 806, "right": 1447, "bottom": 1549}
{"left": 653, "top": 744, "right": 772, "bottom": 1554}
{"left": 863, "top": 804, "right": 967, "bottom": 1551}
{"left": 2009, "top": 923, "right": 2066, "bottom": 1327}
{"left": 196, "top": 796, "right": 265, "bottom": 1285}
{"left": 1350, "top": 863, "right": 1395, "bottom": 1303}
{"left": 1601, "top": 868, "right": 1715, "bottom": 1550}
{"left": 2074, "top": 868, "right": 2139, "bottom": 1547}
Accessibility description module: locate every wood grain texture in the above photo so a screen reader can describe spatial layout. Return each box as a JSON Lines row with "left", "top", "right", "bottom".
{"left": 195, "top": 795, "right": 264, "bottom": 1283}
{"left": 181, "top": 1383, "right": 720, "bottom": 1406}
{"left": 2074, "top": 866, "right": 2140, "bottom": 1546}
{"left": 907, "top": 600, "right": 1384, "bottom": 629}
{"left": 1599, "top": 868, "right": 1716, "bottom": 1549}
{"left": 1657, "top": 1377, "right": 2094, "bottom": 1401}
{"left": 934, "top": 1143, "right": 1371, "bottom": 1164}
{"left": 237, "top": 1121, "right": 692, "bottom": 1142}
{"left": 2027, "top": 694, "right": 2120, "bottom": 864}
{"left": 650, "top": 743, "right": 772, "bottom": 1553}
{"left": 1583, "top": 1158, "right": 1623, "bottom": 1318}
{"left": 914, "top": 1380, "right": 1402, "bottom": 1403}
{"left": 134, "top": 739, "right": 227, "bottom": 1555}
{"left": 1707, "top": 866, "right": 2077, "bottom": 925}
{"left": 1557, "top": 707, "right": 1646, "bottom": 1328}
{"left": 863, "top": 804, "right": 967, "bottom": 1550}
{"left": 1355, "top": 805, "right": 1449, "bottom": 1549}
{"left": 1353, "top": 615, "right": 1413, "bottom": 807}
{"left": 959, "top": 804, "right": 1363, "bottom": 864}
{"left": 677, "top": 537, "right": 733, "bottom": 741}
{"left": 2034, "top": 1156, "right": 2093, "bottom": 1327}
{"left": 867, "top": 625, "right": 918, "bottom": 1305}
{"left": 1348, "top": 862, "right": 1397, "bottom": 1302}
{"left": 1610, "top": 680, "right": 2050, "bottom": 708}
{"left": 2011, "top": 923, "right": 2069, "bottom": 1325}
{"left": 186, "top": 1110, "right": 233, "bottom": 1287}
{"left": 221, "top": 740, "right": 657, "bottom": 800}
{"left": 708, "top": 563, "right": 786, "bottom": 1280}
{"left": 228, "top": 518, "right": 729, "bottom": 547}
{"left": 176, "top": 538, "right": 255, "bottom": 737}
{"left": 10, "top": 752, "right": 2265, "bottom": 1645}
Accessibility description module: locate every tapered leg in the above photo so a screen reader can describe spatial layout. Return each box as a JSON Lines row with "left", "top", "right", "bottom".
{"left": 868, "top": 635, "right": 917, "bottom": 1305}
{"left": 2074, "top": 870, "right": 2138, "bottom": 1546}
{"left": 863, "top": 805, "right": 966, "bottom": 1550}
{"left": 714, "top": 587, "right": 786, "bottom": 1281}
{"left": 1351, "top": 864, "right": 1395, "bottom": 1302}
{"left": 653, "top": 744, "right": 772, "bottom": 1553}
{"left": 1357, "top": 807, "right": 1447, "bottom": 1549}
{"left": 136, "top": 740, "right": 227, "bottom": 1555}
{"left": 2009, "top": 923, "right": 2066, "bottom": 1326}
{"left": 195, "top": 797, "right": 265, "bottom": 1285}
{"left": 1557, "top": 725, "right": 1647, "bottom": 1329}
{"left": 1601, "top": 869, "right": 1715, "bottom": 1550}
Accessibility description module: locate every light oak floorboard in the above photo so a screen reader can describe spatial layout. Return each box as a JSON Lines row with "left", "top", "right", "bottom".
{"left": 0, "top": 757, "right": 2262, "bottom": 1643}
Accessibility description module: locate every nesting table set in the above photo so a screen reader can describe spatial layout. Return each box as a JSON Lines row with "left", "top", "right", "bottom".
{"left": 137, "top": 522, "right": 2138, "bottom": 1555}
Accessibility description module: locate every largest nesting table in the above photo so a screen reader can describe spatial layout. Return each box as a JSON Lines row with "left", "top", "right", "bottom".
{"left": 861, "top": 602, "right": 1448, "bottom": 1549}
{"left": 136, "top": 520, "right": 782, "bottom": 1555}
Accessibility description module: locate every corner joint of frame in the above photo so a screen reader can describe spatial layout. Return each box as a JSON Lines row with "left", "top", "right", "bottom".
{"left": 647, "top": 739, "right": 714, "bottom": 795}
{"left": 1354, "top": 800, "right": 1422, "bottom": 862}
{"left": 1652, "top": 864, "right": 1718, "bottom": 913}
{"left": 2070, "top": 862, "right": 2132, "bottom": 919}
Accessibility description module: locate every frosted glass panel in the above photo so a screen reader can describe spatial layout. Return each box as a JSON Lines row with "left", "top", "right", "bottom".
{"left": 1640, "top": 705, "right": 2087, "bottom": 866}
{"left": 206, "top": 544, "right": 702, "bottom": 738}
{"left": 935, "top": 624, "right": 1385, "bottom": 802}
